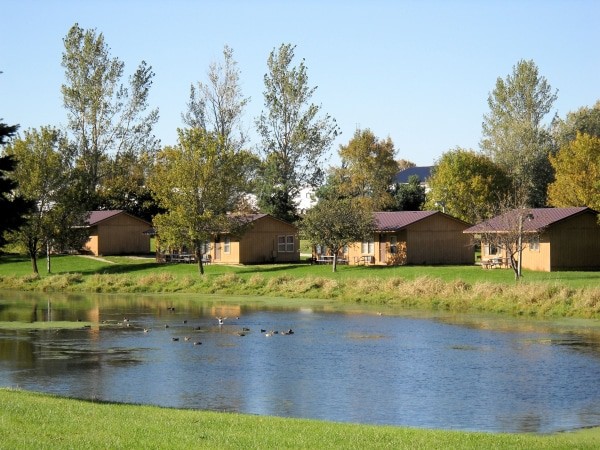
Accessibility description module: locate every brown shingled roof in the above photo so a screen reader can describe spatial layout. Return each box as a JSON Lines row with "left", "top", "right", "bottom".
{"left": 86, "top": 210, "right": 151, "bottom": 226}
{"left": 86, "top": 210, "right": 125, "bottom": 225}
{"left": 374, "top": 211, "right": 440, "bottom": 231}
{"left": 464, "top": 207, "right": 596, "bottom": 233}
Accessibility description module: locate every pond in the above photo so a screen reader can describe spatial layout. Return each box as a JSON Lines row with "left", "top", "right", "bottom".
{"left": 1, "top": 290, "right": 600, "bottom": 434}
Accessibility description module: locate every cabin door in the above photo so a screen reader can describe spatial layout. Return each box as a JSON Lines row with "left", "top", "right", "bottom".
{"left": 379, "top": 234, "right": 387, "bottom": 264}
{"left": 214, "top": 238, "right": 221, "bottom": 261}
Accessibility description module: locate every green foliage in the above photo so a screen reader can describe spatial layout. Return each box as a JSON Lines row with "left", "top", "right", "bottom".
{"left": 256, "top": 43, "right": 339, "bottom": 221}
{"left": 0, "top": 121, "right": 18, "bottom": 146}
{"left": 96, "top": 151, "right": 160, "bottom": 222}
{"left": 61, "top": 23, "right": 159, "bottom": 205}
{"left": 552, "top": 100, "right": 600, "bottom": 148}
{"left": 183, "top": 45, "right": 249, "bottom": 153}
{"left": 0, "top": 158, "right": 33, "bottom": 249}
{"left": 332, "top": 128, "right": 398, "bottom": 210}
{"left": 148, "top": 129, "right": 253, "bottom": 274}
{"left": 391, "top": 175, "right": 426, "bottom": 211}
{"left": 548, "top": 132, "right": 600, "bottom": 210}
{"left": 1, "top": 120, "right": 33, "bottom": 248}
{"left": 481, "top": 59, "right": 557, "bottom": 207}
{"left": 301, "top": 198, "right": 374, "bottom": 271}
{"left": 4, "top": 127, "right": 88, "bottom": 273}
{"left": 425, "top": 148, "right": 510, "bottom": 223}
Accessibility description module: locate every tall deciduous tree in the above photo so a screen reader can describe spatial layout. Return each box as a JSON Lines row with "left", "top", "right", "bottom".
{"left": 301, "top": 198, "right": 374, "bottom": 272}
{"left": 4, "top": 127, "right": 88, "bottom": 274}
{"left": 97, "top": 151, "right": 160, "bottom": 222}
{"left": 547, "top": 132, "right": 600, "bottom": 210}
{"left": 0, "top": 120, "right": 33, "bottom": 248}
{"left": 256, "top": 43, "right": 339, "bottom": 222}
{"left": 61, "top": 23, "right": 159, "bottom": 206}
{"left": 552, "top": 100, "right": 600, "bottom": 149}
{"left": 425, "top": 147, "right": 511, "bottom": 223}
{"left": 480, "top": 59, "right": 557, "bottom": 207}
{"left": 333, "top": 128, "right": 398, "bottom": 210}
{"left": 148, "top": 128, "right": 254, "bottom": 275}
{"left": 183, "top": 45, "right": 249, "bottom": 152}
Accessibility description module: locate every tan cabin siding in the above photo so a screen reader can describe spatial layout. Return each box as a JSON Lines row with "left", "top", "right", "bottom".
{"left": 239, "top": 216, "right": 299, "bottom": 264}
{"left": 519, "top": 237, "right": 551, "bottom": 272}
{"left": 85, "top": 213, "right": 150, "bottom": 256}
{"left": 347, "top": 214, "right": 472, "bottom": 265}
{"left": 404, "top": 214, "right": 473, "bottom": 265}
{"left": 208, "top": 215, "right": 300, "bottom": 264}
{"left": 86, "top": 232, "right": 100, "bottom": 256}
{"left": 483, "top": 211, "right": 600, "bottom": 272}
{"left": 546, "top": 213, "right": 600, "bottom": 270}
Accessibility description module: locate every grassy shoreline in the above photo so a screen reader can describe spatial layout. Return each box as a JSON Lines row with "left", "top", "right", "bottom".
{"left": 2, "top": 389, "right": 600, "bottom": 449}
{"left": 1, "top": 255, "right": 599, "bottom": 318}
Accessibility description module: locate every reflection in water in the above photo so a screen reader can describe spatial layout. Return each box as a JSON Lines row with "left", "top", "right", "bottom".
{"left": 1, "top": 291, "right": 600, "bottom": 433}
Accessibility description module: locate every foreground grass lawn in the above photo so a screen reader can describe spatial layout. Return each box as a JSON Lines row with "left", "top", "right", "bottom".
{"left": 2, "top": 389, "right": 599, "bottom": 449}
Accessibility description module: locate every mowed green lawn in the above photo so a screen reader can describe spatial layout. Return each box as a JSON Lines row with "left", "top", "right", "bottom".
{"left": 1, "top": 254, "right": 599, "bottom": 288}
{"left": 2, "top": 389, "right": 600, "bottom": 449}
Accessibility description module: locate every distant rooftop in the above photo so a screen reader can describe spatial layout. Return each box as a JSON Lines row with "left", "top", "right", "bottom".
{"left": 392, "top": 166, "right": 433, "bottom": 184}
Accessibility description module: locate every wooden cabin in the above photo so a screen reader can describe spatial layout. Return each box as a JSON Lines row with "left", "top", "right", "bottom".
{"left": 464, "top": 207, "right": 600, "bottom": 272}
{"left": 342, "top": 211, "right": 473, "bottom": 266}
{"left": 181, "top": 214, "right": 299, "bottom": 265}
{"left": 84, "top": 210, "right": 151, "bottom": 256}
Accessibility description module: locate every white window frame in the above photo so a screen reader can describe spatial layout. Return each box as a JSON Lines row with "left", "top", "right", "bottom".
{"left": 286, "top": 235, "right": 295, "bottom": 252}
{"left": 223, "top": 237, "right": 231, "bottom": 254}
{"left": 361, "top": 238, "right": 374, "bottom": 255}
{"left": 278, "top": 235, "right": 295, "bottom": 253}
{"left": 389, "top": 235, "right": 398, "bottom": 254}
{"left": 485, "top": 243, "right": 500, "bottom": 256}
{"left": 529, "top": 236, "right": 540, "bottom": 252}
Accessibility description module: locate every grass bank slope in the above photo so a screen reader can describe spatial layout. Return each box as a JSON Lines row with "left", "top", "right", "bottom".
{"left": 2, "top": 389, "right": 599, "bottom": 449}
{"left": 1, "top": 255, "right": 600, "bottom": 318}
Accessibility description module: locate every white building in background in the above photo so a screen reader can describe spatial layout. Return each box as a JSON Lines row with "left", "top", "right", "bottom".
{"left": 296, "top": 186, "right": 317, "bottom": 215}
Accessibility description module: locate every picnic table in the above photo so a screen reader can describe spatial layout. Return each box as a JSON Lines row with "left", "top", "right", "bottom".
{"left": 166, "top": 253, "right": 196, "bottom": 263}
{"left": 354, "top": 255, "right": 374, "bottom": 265}
{"left": 314, "top": 255, "right": 348, "bottom": 265}
{"left": 481, "top": 257, "right": 509, "bottom": 269}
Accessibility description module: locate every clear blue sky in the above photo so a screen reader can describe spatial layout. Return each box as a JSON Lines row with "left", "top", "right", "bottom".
{"left": 2, "top": 0, "right": 599, "bottom": 167}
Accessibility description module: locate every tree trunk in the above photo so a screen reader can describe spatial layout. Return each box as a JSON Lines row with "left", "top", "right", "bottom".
{"left": 196, "top": 249, "right": 204, "bottom": 275}
{"left": 46, "top": 241, "right": 51, "bottom": 274}
{"left": 332, "top": 254, "right": 337, "bottom": 272}
{"left": 509, "top": 255, "right": 519, "bottom": 280}
{"left": 27, "top": 238, "right": 39, "bottom": 275}
{"left": 30, "top": 254, "right": 39, "bottom": 275}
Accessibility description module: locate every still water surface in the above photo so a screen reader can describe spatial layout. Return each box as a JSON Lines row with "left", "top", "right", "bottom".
{"left": 1, "top": 291, "right": 600, "bottom": 433}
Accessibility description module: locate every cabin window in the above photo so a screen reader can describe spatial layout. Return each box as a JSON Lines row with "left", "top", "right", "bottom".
{"left": 223, "top": 237, "right": 231, "bottom": 254}
{"left": 278, "top": 235, "right": 295, "bottom": 253}
{"left": 361, "top": 238, "right": 374, "bottom": 255}
{"left": 389, "top": 236, "right": 398, "bottom": 254}
{"left": 529, "top": 236, "right": 540, "bottom": 252}
{"left": 201, "top": 241, "right": 211, "bottom": 256}
{"left": 485, "top": 243, "right": 500, "bottom": 256}
{"left": 286, "top": 235, "right": 295, "bottom": 252}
